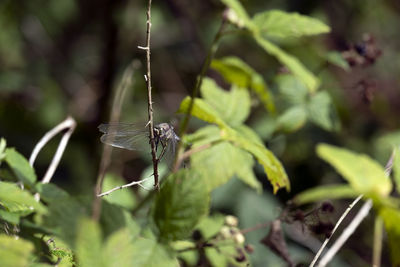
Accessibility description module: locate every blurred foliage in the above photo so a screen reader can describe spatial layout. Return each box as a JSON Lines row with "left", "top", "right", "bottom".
{"left": 1, "top": 0, "right": 400, "bottom": 266}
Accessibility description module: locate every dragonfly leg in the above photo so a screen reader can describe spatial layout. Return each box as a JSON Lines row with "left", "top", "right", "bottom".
{"left": 157, "top": 140, "right": 168, "bottom": 162}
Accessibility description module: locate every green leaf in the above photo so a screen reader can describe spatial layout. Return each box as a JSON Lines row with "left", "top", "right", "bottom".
{"left": 307, "top": 91, "right": 334, "bottom": 130}
{"left": 131, "top": 238, "right": 179, "bottom": 267}
{"left": 177, "top": 96, "right": 227, "bottom": 128}
{"left": 0, "top": 210, "right": 20, "bottom": 224}
{"left": 254, "top": 35, "right": 319, "bottom": 92}
{"left": 35, "top": 183, "right": 69, "bottom": 202}
{"left": 101, "top": 173, "right": 137, "bottom": 210}
{"left": 75, "top": 218, "right": 103, "bottom": 267}
{"left": 223, "top": 128, "right": 290, "bottom": 193}
{"left": 324, "top": 51, "right": 350, "bottom": 71}
{"left": 190, "top": 126, "right": 261, "bottom": 192}
{"left": 43, "top": 197, "right": 88, "bottom": 247}
{"left": 103, "top": 228, "right": 136, "bottom": 267}
{"left": 211, "top": 57, "right": 275, "bottom": 113}
{"left": 276, "top": 105, "right": 307, "bottom": 133}
{"left": 0, "top": 235, "right": 34, "bottom": 267}
{"left": 196, "top": 214, "right": 225, "bottom": 240}
{"left": 393, "top": 148, "right": 400, "bottom": 194}
{"left": 100, "top": 202, "right": 141, "bottom": 238}
{"left": 0, "top": 181, "right": 47, "bottom": 214}
{"left": 275, "top": 74, "right": 308, "bottom": 105}
{"left": 317, "top": 144, "right": 392, "bottom": 196}
{"left": 379, "top": 207, "right": 400, "bottom": 266}
{"left": 220, "top": 0, "right": 253, "bottom": 28}
{"left": 252, "top": 10, "right": 330, "bottom": 39}
{"left": 5, "top": 148, "right": 36, "bottom": 186}
{"left": 201, "top": 78, "right": 251, "bottom": 126}
{"left": 293, "top": 184, "right": 358, "bottom": 205}
{"left": 152, "top": 169, "right": 209, "bottom": 241}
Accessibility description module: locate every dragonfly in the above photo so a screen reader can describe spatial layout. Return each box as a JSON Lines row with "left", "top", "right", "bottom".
{"left": 98, "top": 122, "right": 180, "bottom": 168}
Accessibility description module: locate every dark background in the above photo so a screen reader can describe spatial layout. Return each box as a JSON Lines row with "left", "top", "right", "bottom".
{"left": 0, "top": 0, "right": 399, "bottom": 265}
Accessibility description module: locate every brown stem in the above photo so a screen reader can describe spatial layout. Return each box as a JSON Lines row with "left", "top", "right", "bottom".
{"left": 143, "top": 0, "right": 160, "bottom": 191}
{"left": 241, "top": 221, "right": 271, "bottom": 235}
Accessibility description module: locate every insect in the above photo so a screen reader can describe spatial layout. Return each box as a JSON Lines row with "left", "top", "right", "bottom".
{"left": 98, "top": 122, "right": 180, "bottom": 167}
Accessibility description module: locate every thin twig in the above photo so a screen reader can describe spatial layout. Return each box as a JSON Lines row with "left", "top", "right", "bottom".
{"left": 173, "top": 18, "right": 227, "bottom": 172}
{"left": 317, "top": 199, "right": 373, "bottom": 267}
{"left": 92, "top": 61, "right": 138, "bottom": 220}
{"left": 30, "top": 116, "right": 77, "bottom": 201}
{"left": 309, "top": 194, "right": 364, "bottom": 267}
{"left": 311, "top": 150, "right": 396, "bottom": 266}
{"left": 143, "top": 0, "right": 159, "bottom": 191}
{"left": 241, "top": 221, "right": 271, "bottom": 235}
{"left": 98, "top": 176, "right": 153, "bottom": 197}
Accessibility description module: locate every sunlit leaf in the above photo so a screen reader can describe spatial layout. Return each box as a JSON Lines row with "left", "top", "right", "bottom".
{"left": 211, "top": 57, "right": 275, "bottom": 113}
{"left": 201, "top": 78, "right": 251, "bottom": 126}
{"left": 75, "top": 218, "right": 103, "bottom": 267}
{"left": 152, "top": 169, "right": 209, "bottom": 241}
{"left": 0, "top": 181, "right": 47, "bottom": 214}
{"left": 254, "top": 35, "right": 319, "bottom": 92}
{"left": 190, "top": 126, "right": 261, "bottom": 192}
{"left": 5, "top": 148, "right": 36, "bottom": 186}
{"left": 276, "top": 105, "right": 307, "bottom": 133}
{"left": 223, "top": 128, "right": 290, "bottom": 193}
{"left": 0, "top": 235, "right": 34, "bottom": 267}
{"left": 252, "top": 10, "right": 330, "bottom": 39}
{"left": 293, "top": 184, "right": 358, "bottom": 205}
{"left": 177, "top": 96, "right": 227, "bottom": 128}
{"left": 317, "top": 144, "right": 392, "bottom": 196}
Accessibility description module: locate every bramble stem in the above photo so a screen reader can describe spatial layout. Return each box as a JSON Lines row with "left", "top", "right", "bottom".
{"left": 143, "top": 0, "right": 159, "bottom": 190}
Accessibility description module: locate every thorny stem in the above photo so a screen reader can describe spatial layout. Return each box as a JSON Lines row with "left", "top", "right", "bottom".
{"left": 143, "top": 0, "right": 159, "bottom": 190}
{"left": 173, "top": 18, "right": 227, "bottom": 172}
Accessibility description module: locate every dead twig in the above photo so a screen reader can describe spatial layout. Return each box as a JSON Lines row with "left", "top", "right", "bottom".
{"left": 143, "top": 0, "right": 159, "bottom": 191}
{"left": 30, "top": 116, "right": 76, "bottom": 201}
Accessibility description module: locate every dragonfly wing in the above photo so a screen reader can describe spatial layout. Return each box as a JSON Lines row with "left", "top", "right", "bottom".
{"left": 162, "top": 136, "right": 178, "bottom": 169}
{"left": 98, "top": 123, "right": 146, "bottom": 135}
{"left": 99, "top": 123, "right": 149, "bottom": 151}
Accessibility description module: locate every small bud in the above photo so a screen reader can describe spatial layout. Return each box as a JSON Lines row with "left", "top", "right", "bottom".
{"left": 233, "top": 232, "right": 245, "bottom": 245}
{"left": 225, "top": 215, "right": 238, "bottom": 227}
{"left": 223, "top": 8, "right": 245, "bottom": 28}
{"left": 220, "top": 226, "right": 231, "bottom": 239}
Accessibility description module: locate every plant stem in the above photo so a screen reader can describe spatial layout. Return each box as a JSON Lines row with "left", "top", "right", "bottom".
{"left": 143, "top": 0, "right": 159, "bottom": 191}
{"left": 172, "top": 18, "right": 227, "bottom": 172}
{"left": 372, "top": 216, "right": 383, "bottom": 267}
